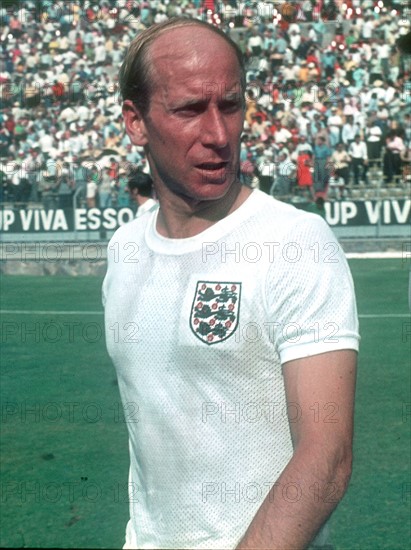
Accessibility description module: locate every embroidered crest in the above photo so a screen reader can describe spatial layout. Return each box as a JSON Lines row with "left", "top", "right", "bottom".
{"left": 190, "top": 281, "right": 241, "bottom": 345}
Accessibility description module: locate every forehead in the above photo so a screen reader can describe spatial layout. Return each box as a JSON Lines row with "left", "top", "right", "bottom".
{"left": 149, "top": 27, "right": 241, "bottom": 97}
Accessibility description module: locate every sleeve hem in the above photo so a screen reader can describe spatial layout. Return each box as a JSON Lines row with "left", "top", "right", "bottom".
{"left": 279, "top": 337, "right": 360, "bottom": 365}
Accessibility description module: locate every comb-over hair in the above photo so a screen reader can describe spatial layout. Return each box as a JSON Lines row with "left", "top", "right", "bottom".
{"left": 119, "top": 17, "right": 246, "bottom": 115}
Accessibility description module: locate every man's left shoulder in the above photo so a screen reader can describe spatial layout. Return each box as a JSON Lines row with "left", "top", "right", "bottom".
{"left": 255, "top": 191, "right": 328, "bottom": 232}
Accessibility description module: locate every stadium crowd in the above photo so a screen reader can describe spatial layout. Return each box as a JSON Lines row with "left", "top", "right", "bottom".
{"left": 0, "top": 0, "right": 410, "bottom": 210}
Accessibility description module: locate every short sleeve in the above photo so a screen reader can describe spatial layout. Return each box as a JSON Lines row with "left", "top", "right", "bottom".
{"left": 265, "top": 213, "right": 360, "bottom": 364}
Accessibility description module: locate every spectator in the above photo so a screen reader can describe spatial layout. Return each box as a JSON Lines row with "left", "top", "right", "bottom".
{"left": 258, "top": 149, "right": 276, "bottom": 195}
{"left": 116, "top": 169, "right": 131, "bottom": 208}
{"left": 1, "top": 0, "right": 408, "bottom": 214}
{"left": 127, "top": 171, "right": 157, "bottom": 218}
{"left": 250, "top": 115, "right": 268, "bottom": 139}
{"left": 322, "top": 48, "right": 336, "bottom": 79}
{"left": 401, "top": 144, "right": 411, "bottom": 184}
{"left": 86, "top": 177, "right": 98, "bottom": 209}
{"left": 327, "top": 106, "right": 343, "bottom": 148}
{"left": 57, "top": 161, "right": 74, "bottom": 209}
{"left": 342, "top": 115, "right": 360, "bottom": 146}
{"left": 348, "top": 135, "right": 368, "bottom": 186}
{"left": 313, "top": 136, "right": 332, "bottom": 197}
{"left": 99, "top": 167, "right": 114, "bottom": 208}
{"left": 330, "top": 143, "right": 351, "bottom": 198}
{"left": 248, "top": 27, "right": 263, "bottom": 57}
{"left": 384, "top": 132, "right": 406, "bottom": 185}
{"left": 273, "top": 151, "right": 296, "bottom": 196}
{"left": 296, "top": 150, "right": 314, "bottom": 200}
{"left": 377, "top": 39, "right": 391, "bottom": 81}
{"left": 364, "top": 119, "right": 383, "bottom": 165}
{"left": 312, "top": 121, "right": 330, "bottom": 147}
{"left": 39, "top": 172, "right": 58, "bottom": 210}
{"left": 273, "top": 121, "right": 292, "bottom": 144}
{"left": 295, "top": 135, "right": 313, "bottom": 156}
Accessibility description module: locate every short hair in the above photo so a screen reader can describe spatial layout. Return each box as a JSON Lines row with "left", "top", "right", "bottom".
{"left": 128, "top": 171, "right": 153, "bottom": 197}
{"left": 119, "top": 17, "right": 246, "bottom": 116}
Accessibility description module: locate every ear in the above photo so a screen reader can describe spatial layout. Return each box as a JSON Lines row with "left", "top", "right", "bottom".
{"left": 122, "top": 100, "right": 148, "bottom": 146}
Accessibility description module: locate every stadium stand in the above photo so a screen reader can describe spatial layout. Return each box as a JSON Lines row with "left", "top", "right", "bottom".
{"left": 0, "top": 0, "right": 410, "bottom": 214}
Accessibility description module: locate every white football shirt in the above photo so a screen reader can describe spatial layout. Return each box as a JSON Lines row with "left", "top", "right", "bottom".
{"left": 103, "top": 189, "right": 359, "bottom": 549}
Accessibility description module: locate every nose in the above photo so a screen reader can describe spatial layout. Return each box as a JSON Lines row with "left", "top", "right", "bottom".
{"left": 201, "top": 105, "right": 229, "bottom": 150}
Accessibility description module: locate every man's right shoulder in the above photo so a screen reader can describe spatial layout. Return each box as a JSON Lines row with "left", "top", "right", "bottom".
{"left": 107, "top": 212, "right": 151, "bottom": 250}
{"left": 105, "top": 213, "right": 152, "bottom": 275}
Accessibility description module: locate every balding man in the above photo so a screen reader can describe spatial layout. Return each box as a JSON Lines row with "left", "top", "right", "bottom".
{"left": 103, "top": 18, "right": 359, "bottom": 550}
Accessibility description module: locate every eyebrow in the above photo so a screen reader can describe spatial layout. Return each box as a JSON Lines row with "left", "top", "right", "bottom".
{"left": 174, "top": 97, "right": 206, "bottom": 107}
{"left": 169, "top": 94, "right": 242, "bottom": 110}
{"left": 167, "top": 98, "right": 208, "bottom": 112}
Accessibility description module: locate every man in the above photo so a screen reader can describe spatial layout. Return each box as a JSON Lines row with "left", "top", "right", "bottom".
{"left": 330, "top": 143, "right": 351, "bottom": 198}
{"left": 273, "top": 150, "right": 295, "bottom": 197}
{"left": 103, "top": 18, "right": 359, "bottom": 550}
{"left": 348, "top": 135, "right": 368, "bottom": 186}
{"left": 364, "top": 119, "right": 383, "bottom": 165}
{"left": 313, "top": 135, "right": 332, "bottom": 197}
{"left": 327, "top": 106, "right": 342, "bottom": 148}
{"left": 127, "top": 171, "right": 158, "bottom": 218}
{"left": 248, "top": 27, "right": 263, "bottom": 56}
{"left": 295, "top": 134, "right": 313, "bottom": 156}
{"left": 257, "top": 148, "right": 276, "bottom": 196}
{"left": 341, "top": 115, "right": 359, "bottom": 147}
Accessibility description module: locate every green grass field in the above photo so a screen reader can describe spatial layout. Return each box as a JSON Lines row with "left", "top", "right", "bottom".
{"left": 1, "top": 259, "right": 410, "bottom": 549}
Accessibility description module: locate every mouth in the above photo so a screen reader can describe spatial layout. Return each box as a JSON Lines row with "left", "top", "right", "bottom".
{"left": 195, "top": 162, "right": 230, "bottom": 184}
{"left": 196, "top": 162, "right": 228, "bottom": 171}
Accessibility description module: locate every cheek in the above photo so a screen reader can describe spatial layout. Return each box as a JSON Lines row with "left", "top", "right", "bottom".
{"left": 151, "top": 123, "right": 195, "bottom": 153}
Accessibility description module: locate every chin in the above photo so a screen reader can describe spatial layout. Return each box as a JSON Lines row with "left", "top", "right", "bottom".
{"left": 191, "top": 179, "right": 239, "bottom": 204}
{"left": 197, "top": 165, "right": 234, "bottom": 186}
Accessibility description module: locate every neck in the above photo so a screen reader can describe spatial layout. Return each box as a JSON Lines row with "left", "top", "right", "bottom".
{"left": 155, "top": 182, "right": 252, "bottom": 239}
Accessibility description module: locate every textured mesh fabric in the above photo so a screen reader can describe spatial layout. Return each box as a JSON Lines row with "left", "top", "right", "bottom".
{"left": 103, "top": 189, "right": 359, "bottom": 549}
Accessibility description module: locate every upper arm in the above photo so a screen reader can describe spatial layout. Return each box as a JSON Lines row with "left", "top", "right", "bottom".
{"left": 282, "top": 350, "right": 357, "bottom": 452}
{"left": 265, "top": 214, "right": 359, "bottom": 454}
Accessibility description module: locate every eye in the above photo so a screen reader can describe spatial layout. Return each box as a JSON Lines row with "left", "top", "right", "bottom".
{"left": 174, "top": 103, "right": 206, "bottom": 117}
{"left": 220, "top": 99, "right": 243, "bottom": 113}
